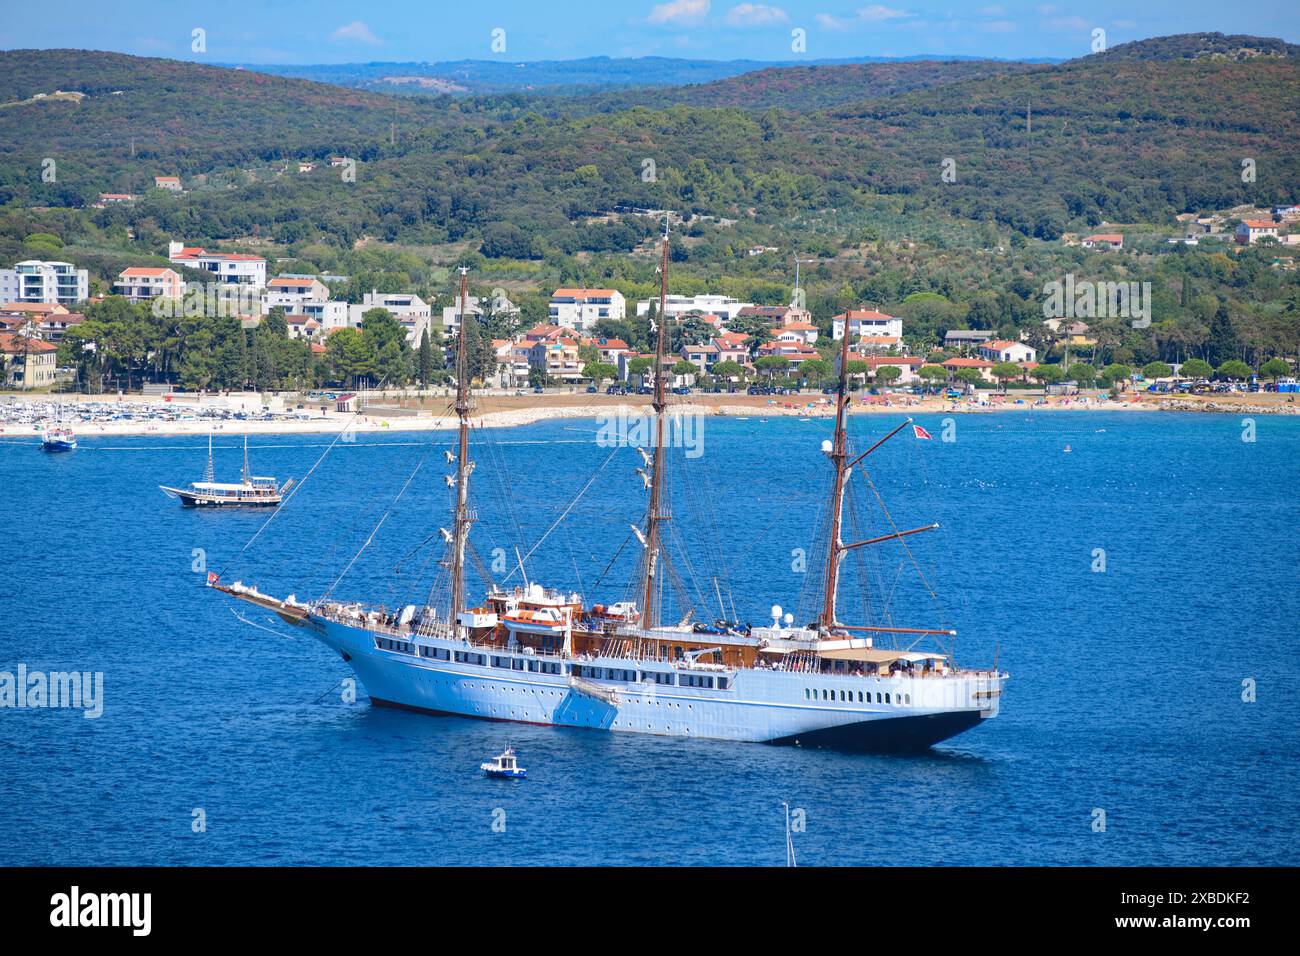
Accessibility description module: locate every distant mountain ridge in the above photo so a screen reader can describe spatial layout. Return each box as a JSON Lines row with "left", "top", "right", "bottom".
{"left": 1083, "top": 32, "right": 1300, "bottom": 61}
{"left": 234, "top": 53, "right": 1061, "bottom": 96}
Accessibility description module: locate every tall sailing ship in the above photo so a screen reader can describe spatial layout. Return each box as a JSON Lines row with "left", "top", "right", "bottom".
{"left": 213, "top": 232, "right": 1006, "bottom": 751}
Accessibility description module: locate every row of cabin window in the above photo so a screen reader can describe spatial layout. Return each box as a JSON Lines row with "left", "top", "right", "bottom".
{"left": 377, "top": 638, "right": 415, "bottom": 654}
{"left": 805, "top": 687, "right": 911, "bottom": 705}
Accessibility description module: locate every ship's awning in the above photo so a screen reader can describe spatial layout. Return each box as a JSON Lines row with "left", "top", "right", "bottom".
{"left": 817, "top": 648, "right": 948, "bottom": 664}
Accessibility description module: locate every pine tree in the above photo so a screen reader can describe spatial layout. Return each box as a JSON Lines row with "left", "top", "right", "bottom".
{"left": 418, "top": 327, "right": 433, "bottom": 388}
{"left": 1206, "top": 305, "right": 1240, "bottom": 368}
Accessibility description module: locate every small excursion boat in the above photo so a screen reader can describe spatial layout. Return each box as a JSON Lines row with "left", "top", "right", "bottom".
{"left": 480, "top": 747, "right": 526, "bottom": 779}
{"left": 41, "top": 426, "right": 77, "bottom": 452}
{"left": 160, "top": 434, "right": 292, "bottom": 508}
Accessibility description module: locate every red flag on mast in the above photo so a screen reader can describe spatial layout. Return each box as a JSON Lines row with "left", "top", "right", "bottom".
{"left": 913, "top": 424, "right": 933, "bottom": 440}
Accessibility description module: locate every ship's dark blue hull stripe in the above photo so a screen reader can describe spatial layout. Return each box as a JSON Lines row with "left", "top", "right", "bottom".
{"left": 766, "top": 710, "right": 985, "bottom": 752}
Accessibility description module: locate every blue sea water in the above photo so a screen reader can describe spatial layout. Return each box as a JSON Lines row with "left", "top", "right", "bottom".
{"left": 0, "top": 410, "right": 1296, "bottom": 866}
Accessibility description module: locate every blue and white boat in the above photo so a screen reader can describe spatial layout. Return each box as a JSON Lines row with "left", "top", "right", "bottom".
{"left": 41, "top": 425, "right": 76, "bottom": 452}
{"left": 481, "top": 747, "right": 526, "bottom": 779}
{"left": 212, "top": 243, "right": 1006, "bottom": 753}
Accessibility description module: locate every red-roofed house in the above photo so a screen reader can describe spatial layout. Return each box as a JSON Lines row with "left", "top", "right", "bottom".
{"left": 1081, "top": 233, "right": 1124, "bottom": 250}
{"left": 858, "top": 355, "right": 924, "bottom": 385}
{"left": 775, "top": 321, "right": 819, "bottom": 346}
{"left": 115, "top": 267, "right": 184, "bottom": 303}
{"left": 1236, "top": 219, "right": 1280, "bottom": 245}
{"left": 942, "top": 357, "right": 995, "bottom": 382}
{"left": 978, "top": 340, "right": 1037, "bottom": 364}
{"left": 168, "top": 241, "right": 266, "bottom": 287}
{"left": 0, "top": 332, "right": 59, "bottom": 388}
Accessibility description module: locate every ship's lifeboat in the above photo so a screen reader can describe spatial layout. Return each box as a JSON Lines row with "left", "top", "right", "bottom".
{"left": 589, "top": 602, "right": 640, "bottom": 624}
{"left": 502, "top": 606, "right": 568, "bottom": 636}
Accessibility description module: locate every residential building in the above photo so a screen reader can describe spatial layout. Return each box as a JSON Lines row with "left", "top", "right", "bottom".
{"left": 584, "top": 336, "right": 631, "bottom": 364}
{"left": 774, "top": 321, "right": 819, "bottom": 346}
{"left": 755, "top": 340, "right": 821, "bottom": 370}
{"left": 1, "top": 260, "right": 89, "bottom": 307}
{"left": 348, "top": 291, "right": 432, "bottom": 345}
{"left": 680, "top": 341, "right": 720, "bottom": 375}
{"left": 528, "top": 337, "right": 584, "bottom": 383}
{"left": 97, "top": 193, "right": 136, "bottom": 205}
{"left": 942, "top": 357, "right": 995, "bottom": 382}
{"left": 549, "top": 288, "right": 625, "bottom": 331}
{"left": 635, "top": 293, "right": 752, "bottom": 323}
{"left": 115, "top": 267, "right": 184, "bottom": 304}
{"left": 0, "top": 332, "right": 59, "bottom": 389}
{"left": 441, "top": 291, "right": 520, "bottom": 338}
{"left": 978, "top": 340, "right": 1038, "bottom": 364}
{"left": 832, "top": 309, "right": 903, "bottom": 342}
{"left": 859, "top": 355, "right": 924, "bottom": 385}
{"left": 943, "top": 329, "right": 993, "bottom": 353}
{"left": 1236, "top": 219, "right": 1280, "bottom": 245}
{"left": 494, "top": 339, "right": 531, "bottom": 388}
{"left": 154, "top": 176, "right": 182, "bottom": 192}
{"left": 1081, "top": 233, "right": 1124, "bottom": 250}
{"left": 168, "top": 242, "right": 267, "bottom": 287}
{"left": 298, "top": 300, "right": 350, "bottom": 333}
{"left": 285, "top": 315, "right": 323, "bottom": 341}
{"left": 736, "top": 304, "right": 813, "bottom": 328}
{"left": 262, "top": 276, "right": 329, "bottom": 314}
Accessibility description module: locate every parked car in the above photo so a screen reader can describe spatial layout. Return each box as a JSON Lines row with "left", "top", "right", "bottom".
{"left": 585, "top": 385, "right": 598, "bottom": 393}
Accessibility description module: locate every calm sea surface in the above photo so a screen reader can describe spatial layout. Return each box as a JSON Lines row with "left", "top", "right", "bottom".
{"left": 1, "top": 410, "right": 1296, "bottom": 865}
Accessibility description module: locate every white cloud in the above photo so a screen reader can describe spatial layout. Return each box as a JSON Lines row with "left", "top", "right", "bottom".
{"left": 815, "top": 5, "right": 910, "bottom": 31}
{"left": 1045, "top": 15, "right": 1089, "bottom": 33}
{"left": 856, "top": 4, "right": 909, "bottom": 22}
{"left": 330, "top": 21, "right": 382, "bottom": 46}
{"left": 725, "top": 3, "right": 788, "bottom": 26}
{"left": 647, "top": 0, "right": 711, "bottom": 24}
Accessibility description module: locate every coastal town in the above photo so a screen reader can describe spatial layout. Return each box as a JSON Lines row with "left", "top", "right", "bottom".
{"left": 2, "top": 202, "right": 1298, "bottom": 432}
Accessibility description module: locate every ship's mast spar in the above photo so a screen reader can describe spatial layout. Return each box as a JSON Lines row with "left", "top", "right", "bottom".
{"left": 818, "top": 324, "right": 853, "bottom": 633}
{"left": 639, "top": 217, "right": 672, "bottom": 630}
{"left": 449, "top": 267, "right": 475, "bottom": 633}
{"left": 817, "top": 327, "right": 936, "bottom": 634}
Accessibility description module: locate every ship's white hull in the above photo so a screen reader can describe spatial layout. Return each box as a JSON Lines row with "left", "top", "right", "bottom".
{"left": 315, "top": 618, "right": 1003, "bottom": 751}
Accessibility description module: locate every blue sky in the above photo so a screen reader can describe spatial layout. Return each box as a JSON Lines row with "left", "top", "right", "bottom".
{"left": 4, "top": 1, "right": 1297, "bottom": 63}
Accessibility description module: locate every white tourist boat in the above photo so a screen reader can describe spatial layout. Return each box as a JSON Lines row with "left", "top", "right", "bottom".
{"left": 161, "top": 434, "right": 292, "bottom": 507}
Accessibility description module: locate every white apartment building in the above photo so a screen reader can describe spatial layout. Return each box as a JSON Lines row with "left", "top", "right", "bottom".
{"left": 262, "top": 276, "right": 329, "bottom": 314}
{"left": 978, "top": 340, "right": 1037, "bottom": 365}
{"left": 349, "top": 291, "right": 432, "bottom": 345}
{"left": 298, "top": 300, "right": 350, "bottom": 332}
{"left": 168, "top": 242, "right": 267, "bottom": 287}
{"left": 441, "top": 292, "right": 520, "bottom": 337}
{"left": 549, "top": 288, "right": 625, "bottom": 331}
{"left": 832, "top": 309, "right": 903, "bottom": 342}
{"left": 635, "top": 293, "right": 752, "bottom": 323}
{"left": 1, "top": 260, "right": 89, "bottom": 307}
{"left": 114, "top": 267, "right": 184, "bottom": 303}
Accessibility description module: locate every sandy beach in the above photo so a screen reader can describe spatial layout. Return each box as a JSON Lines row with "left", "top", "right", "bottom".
{"left": 1, "top": 388, "right": 1295, "bottom": 438}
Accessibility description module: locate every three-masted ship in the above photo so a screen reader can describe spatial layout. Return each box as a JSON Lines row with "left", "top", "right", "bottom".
{"left": 213, "top": 238, "right": 1006, "bottom": 751}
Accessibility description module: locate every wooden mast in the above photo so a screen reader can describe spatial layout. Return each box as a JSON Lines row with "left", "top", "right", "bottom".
{"left": 449, "top": 267, "right": 474, "bottom": 633}
{"left": 818, "top": 321, "right": 854, "bottom": 633}
{"left": 639, "top": 218, "right": 671, "bottom": 630}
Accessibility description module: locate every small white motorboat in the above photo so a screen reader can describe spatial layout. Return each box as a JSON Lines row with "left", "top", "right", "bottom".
{"left": 480, "top": 747, "right": 526, "bottom": 779}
